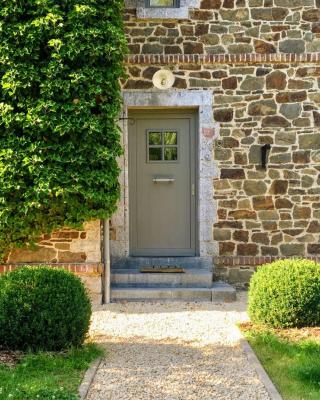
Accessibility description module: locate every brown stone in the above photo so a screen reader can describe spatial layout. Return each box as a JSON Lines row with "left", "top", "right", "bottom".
{"left": 58, "top": 251, "right": 87, "bottom": 263}
{"left": 183, "top": 42, "right": 204, "bottom": 54}
{"left": 8, "top": 246, "right": 57, "bottom": 263}
{"left": 283, "top": 229, "right": 304, "bottom": 237}
{"left": 244, "top": 180, "right": 268, "bottom": 196}
{"left": 200, "top": 0, "right": 221, "bottom": 8}
{"left": 308, "top": 244, "right": 320, "bottom": 254}
{"left": 212, "top": 70, "right": 228, "bottom": 79}
{"left": 293, "top": 206, "right": 311, "bottom": 219}
{"left": 124, "top": 80, "right": 153, "bottom": 89}
{"left": 276, "top": 91, "right": 307, "bottom": 103}
{"left": 271, "top": 232, "right": 283, "bottom": 245}
{"left": 296, "top": 67, "right": 320, "bottom": 77}
{"left": 269, "top": 180, "right": 288, "bottom": 195}
{"left": 54, "top": 243, "right": 71, "bottom": 250}
{"left": 222, "top": 77, "right": 237, "bottom": 90}
{"left": 312, "top": 23, "right": 320, "bottom": 33}
{"left": 189, "top": 10, "right": 214, "bottom": 20}
{"left": 173, "top": 77, "right": 187, "bottom": 89}
{"left": 195, "top": 24, "right": 209, "bottom": 36}
{"left": 229, "top": 210, "right": 257, "bottom": 219}
{"left": 275, "top": 198, "right": 293, "bottom": 209}
{"left": 181, "top": 25, "right": 194, "bottom": 36}
{"left": 221, "top": 169, "right": 245, "bottom": 179}
{"left": 233, "top": 230, "right": 249, "bottom": 242}
{"left": 253, "top": 196, "right": 274, "bottom": 210}
{"left": 302, "top": 9, "right": 320, "bottom": 22}
{"left": 251, "top": 8, "right": 288, "bottom": 21}
{"left": 165, "top": 45, "right": 182, "bottom": 54}
{"left": 214, "top": 221, "right": 243, "bottom": 229}
{"left": 222, "top": 137, "right": 239, "bottom": 148}
{"left": 219, "top": 242, "right": 235, "bottom": 255}
{"left": 234, "top": 152, "right": 247, "bottom": 164}
{"left": 288, "top": 79, "right": 313, "bottom": 90}
{"left": 223, "top": 0, "right": 234, "bottom": 7}
{"left": 252, "top": 232, "right": 270, "bottom": 245}
{"left": 237, "top": 243, "right": 258, "bottom": 256}
{"left": 307, "top": 221, "right": 320, "bottom": 233}
{"left": 128, "top": 66, "right": 141, "bottom": 78}
{"left": 51, "top": 231, "right": 79, "bottom": 239}
{"left": 214, "top": 108, "right": 234, "bottom": 122}
{"left": 254, "top": 40, "right": 276, "bottom": 54}
{"left": 266, "top": 70, "right": 287, "bottom": 90}
{"left": 248, "top": 100, "right": 277, "bottom": 116}
{"left": 262, "top": 116, "right": 290, "bottom": 128}
{"left": 142, "top": 67, "right": 160, "bottom": 79}
{"left": 292, "top": 151, "right": 310, "bottom": 164}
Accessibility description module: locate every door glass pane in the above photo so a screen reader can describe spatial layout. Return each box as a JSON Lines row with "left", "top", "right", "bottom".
{"left": 149, "top": 147, "right": 162, "bottom": 161}
{"left": 149, "top": 0, "right": 175, "bottom": 6}
{"left": 149, "top": 132, "right": 162, "bottom": 145}
{"left": 164, "top": 147, "right": 178, "bottom": 161}
{"left": 164, "top": 131, "right": 177, "bottom": 145}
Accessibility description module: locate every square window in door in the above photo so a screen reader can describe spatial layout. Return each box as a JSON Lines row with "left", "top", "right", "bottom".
{"left": 147, "top": 130, "right": 179, "bottom": 163}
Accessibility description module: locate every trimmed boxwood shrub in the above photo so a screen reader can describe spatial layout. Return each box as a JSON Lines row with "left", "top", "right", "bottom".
{"left": 0, "top": 267, "right": 91, "bottom": 351}
{"left": 248, "top": 259, "right": 320, "bottom": 328}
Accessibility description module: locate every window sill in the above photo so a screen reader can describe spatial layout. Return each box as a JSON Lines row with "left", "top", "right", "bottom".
{"left": 125, "top": 0, "right": 200, "bottom": 19}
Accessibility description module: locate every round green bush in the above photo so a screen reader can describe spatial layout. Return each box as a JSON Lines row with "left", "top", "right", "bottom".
{"left": 248, "top": 259, "right": 320, "bottom": 328}
{"left": 0, "top": 267, "right": 91, "bottom": 351}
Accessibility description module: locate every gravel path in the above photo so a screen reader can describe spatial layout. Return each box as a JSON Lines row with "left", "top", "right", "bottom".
{"left": 87, "top": 293, "right": 270, "bottom": 400}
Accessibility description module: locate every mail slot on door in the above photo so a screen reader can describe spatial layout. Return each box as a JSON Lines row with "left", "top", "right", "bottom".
{"left": 152, "top": 177, "right": 175, "bottom": 183}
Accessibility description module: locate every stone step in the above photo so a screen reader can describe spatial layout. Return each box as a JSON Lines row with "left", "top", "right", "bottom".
{"left": 111, "top": 256, "right": 213, "bottom": 271}
{"left": 111, "top": 282, "right": 236, "bottom": 302}
{"left": 111, "top": 269, "right": 212, "bottom": 288}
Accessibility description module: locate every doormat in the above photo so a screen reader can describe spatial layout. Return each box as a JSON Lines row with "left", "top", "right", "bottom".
{"left": 140, "top": 266, "right": 185, "bottom": 273}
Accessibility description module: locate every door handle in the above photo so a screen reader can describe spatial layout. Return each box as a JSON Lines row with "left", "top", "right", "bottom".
{"left": 153, "top": 177, "right": 175, "bottom": 183}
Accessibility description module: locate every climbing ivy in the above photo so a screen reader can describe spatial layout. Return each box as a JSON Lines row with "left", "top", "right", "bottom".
{"left": 0, "top": 0, "right": 127, "bottom": 259}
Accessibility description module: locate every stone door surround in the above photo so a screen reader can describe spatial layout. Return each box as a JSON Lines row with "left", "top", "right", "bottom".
{"left": 110, "top": 90, "right": 219, "bottom": 260}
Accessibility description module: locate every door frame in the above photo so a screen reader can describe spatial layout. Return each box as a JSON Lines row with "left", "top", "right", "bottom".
{"left": 128, "top": 109, "right": 198, "bottom": 257}
{"left": 109, "top": 90, "right": 217, "bottom": 261}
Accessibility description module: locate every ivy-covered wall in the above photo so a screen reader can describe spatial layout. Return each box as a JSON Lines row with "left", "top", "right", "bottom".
{"left": 0, "top": 0, "right": 126, "bottom": 261}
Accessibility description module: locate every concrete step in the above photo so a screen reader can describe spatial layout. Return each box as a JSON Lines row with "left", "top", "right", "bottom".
{"left": 111, "top": 282, "right": 236, "bottom": 303}
{"left": 111, "top": 256, "right": 213, "bottom": 271}
{"left": 111, "top": 269, "right": 212, "bottom": 288}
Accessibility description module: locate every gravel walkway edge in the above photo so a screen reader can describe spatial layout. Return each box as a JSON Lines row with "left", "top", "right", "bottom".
{"left": 79, "top": 357, "right": 102, "bottom": 400}
{"left": 239, "top": 337, "right": 283, "bottom": 400}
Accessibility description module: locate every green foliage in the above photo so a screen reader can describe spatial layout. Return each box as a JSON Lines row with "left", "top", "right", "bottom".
{"left": 0, "top": 267, "right": 91, "bottom": 351}
{"left": 0, "top": 343, "right": 103, "bottom": 399}
{"left": 0, "top": 0, "right": 127, "bottom": 258}
{"left": 248, "top": 259, "right": 320, "bottom": 328}
{"left": 243, "top": 328, "right": 320, "bottom": 399}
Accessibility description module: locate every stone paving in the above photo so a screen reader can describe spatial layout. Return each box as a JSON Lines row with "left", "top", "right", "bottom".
{"left": 87, "top": 293, "right": 270, "bottom": 400}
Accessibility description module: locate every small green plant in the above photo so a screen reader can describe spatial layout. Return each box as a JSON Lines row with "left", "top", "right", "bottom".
{"left": 248, "top": 259, "right": 320, "bottom": 328}
{"left": 0, "top": 267, "right": 91, "bottom": 351}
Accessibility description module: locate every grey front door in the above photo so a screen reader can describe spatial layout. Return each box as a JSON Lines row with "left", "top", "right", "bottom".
{"left": 129, "top": 110, "right": 197, "bottom": 256}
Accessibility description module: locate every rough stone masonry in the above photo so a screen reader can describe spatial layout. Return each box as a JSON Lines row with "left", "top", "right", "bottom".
{"left": 2, "top": 0, "right": 320, "bottom": 292}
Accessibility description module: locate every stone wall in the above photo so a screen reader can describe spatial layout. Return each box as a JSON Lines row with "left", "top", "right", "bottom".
{"left": 6, "top": 220, "right": 102, "bottom": 264}
{"left": 123, "top": 0, "right": 320, "bottom": 284}
{"left": 124, "top": 1, "right": 320, "bottom": 59}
